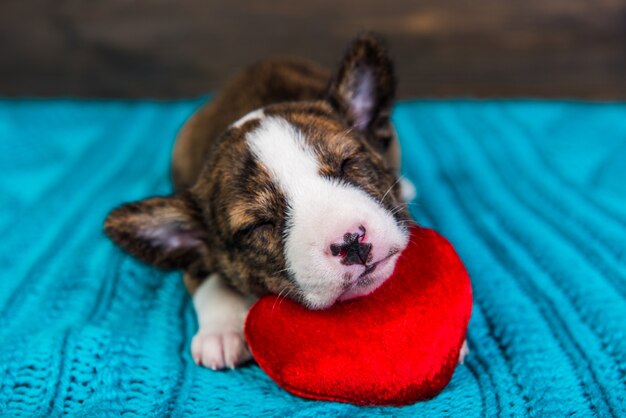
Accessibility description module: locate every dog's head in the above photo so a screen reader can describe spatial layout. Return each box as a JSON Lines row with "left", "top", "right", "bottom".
{"left": 105, "top": 35, "right": 411, "bottom": 309}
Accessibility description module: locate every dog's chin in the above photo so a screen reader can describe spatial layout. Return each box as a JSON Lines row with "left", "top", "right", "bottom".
{"left": 336, "top": 254, "right": 399, "bottom": 302}
{"left": 301, "top": 253, "right": 401, "bottom": 310}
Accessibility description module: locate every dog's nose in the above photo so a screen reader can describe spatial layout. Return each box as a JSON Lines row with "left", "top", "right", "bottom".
{"left": 329, "top": 226, "right": 372, "bottom": 266}
{"left": 342, "top": 240, "right": 372, "bottom": 266}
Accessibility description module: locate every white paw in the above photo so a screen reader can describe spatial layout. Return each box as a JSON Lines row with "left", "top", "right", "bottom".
{"left": 191, "top": 329, "right": 251, "bottom": 370}
{"left": 191, "top": 274, "right": 256, "bottom": 370}
{"left": 458, "top": 340, "right": 469, "bottom": 364}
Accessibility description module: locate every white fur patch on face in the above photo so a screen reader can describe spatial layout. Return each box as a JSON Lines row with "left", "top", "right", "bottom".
{"left": 231, "top": 108, "right": 265, "bottom": 129}
{"left": 246, "top": 117, "right": 408, "bottom": 309}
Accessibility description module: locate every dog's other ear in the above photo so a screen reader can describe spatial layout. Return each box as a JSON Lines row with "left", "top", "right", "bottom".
{"left": 104, "top": 193, "right": 208, "bottom": 271}
{"left": 327, "top": 33, "right": 396, "bottom": 150}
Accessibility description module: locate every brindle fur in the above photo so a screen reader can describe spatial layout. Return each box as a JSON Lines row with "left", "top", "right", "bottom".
{"left": 172, "top": 58, "right": 330, "bottom": 191}
{"left": 104, "top": 34, "right": 409, "bottom": 301}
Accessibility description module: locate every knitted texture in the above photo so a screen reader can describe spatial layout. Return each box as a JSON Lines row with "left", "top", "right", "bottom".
{"left": 1, "top": 98, "right": 625, "bottom": 416}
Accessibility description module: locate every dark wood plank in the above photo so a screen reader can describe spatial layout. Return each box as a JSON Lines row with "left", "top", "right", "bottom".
{"left": 1, "top": 0, "right": 625, "bottom": 99}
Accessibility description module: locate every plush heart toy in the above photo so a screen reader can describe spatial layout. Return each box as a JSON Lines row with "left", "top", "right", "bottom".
{"left": 244, "top": 226, "right": 472, "bottom": 406}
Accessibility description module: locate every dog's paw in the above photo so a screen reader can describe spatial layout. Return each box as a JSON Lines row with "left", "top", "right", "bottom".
{"left": 400, "top": 178, "right": 417, "bottom": 202}
{"left": 458, "top": 340, "right": 469, "bottom": 364}
{"left": 191, "top": 329, "right": 251, "bottom": 370}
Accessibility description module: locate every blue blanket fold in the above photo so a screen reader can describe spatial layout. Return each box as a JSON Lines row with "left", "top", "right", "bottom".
{"left": 1, "top": 98, "right": 624, "bottom": 417}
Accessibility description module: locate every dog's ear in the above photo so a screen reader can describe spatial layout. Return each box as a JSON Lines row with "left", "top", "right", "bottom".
{"left": 104, "top": 193, "right": 208, "bottom": 271}
{"left": 327, "top": 33, "right": 396, "bottom": 150}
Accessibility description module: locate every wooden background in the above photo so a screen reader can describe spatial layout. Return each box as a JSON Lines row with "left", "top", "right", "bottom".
{"left": 1, "top": 0, "right": 625, "bottom": 99}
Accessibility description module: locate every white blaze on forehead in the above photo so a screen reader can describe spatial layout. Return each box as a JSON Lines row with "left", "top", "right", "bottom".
{"left": 245, "top": 116, "right": 408, "bottom": 309}
{"left": 245, "top": 117, "right": 318, "bottom": 198}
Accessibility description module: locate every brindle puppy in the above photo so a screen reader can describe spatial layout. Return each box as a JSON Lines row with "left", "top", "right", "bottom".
{"left": 105, "top": 34, "right": 417, "bottom": 370}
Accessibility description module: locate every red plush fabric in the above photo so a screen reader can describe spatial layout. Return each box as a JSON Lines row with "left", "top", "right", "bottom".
{"left": 244, "top": 226, "right": 473, "bottom": 406}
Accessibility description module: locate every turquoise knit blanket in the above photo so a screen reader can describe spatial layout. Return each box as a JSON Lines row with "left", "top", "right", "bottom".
{"left": 1, "top": 98, "right": 625, "bottom": 417}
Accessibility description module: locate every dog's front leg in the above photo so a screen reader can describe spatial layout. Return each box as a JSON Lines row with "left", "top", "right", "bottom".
{"left": 190, "top": 274, "right": 255, "bottom": 369}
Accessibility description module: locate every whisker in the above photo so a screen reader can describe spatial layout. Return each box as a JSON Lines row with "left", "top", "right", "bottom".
{"left": 272, "top": 266, "right": 290, "bottom": 276}
{"left": 380, "top": 175, "right": 404, "bottom": 205}
{"left": 397, "top": 219, "right": 419, "bottom": 227}
{"left": 271, "top": 285, "right": 291, "bottom": 312}
{"left": 278, "top": 287, "right": 294, "bottom": 307}
{"left": 389, "top": 202, "right": 411, "bottom": 216}
{"left": 388, "top": 199, "right": 419, "bottom": 213}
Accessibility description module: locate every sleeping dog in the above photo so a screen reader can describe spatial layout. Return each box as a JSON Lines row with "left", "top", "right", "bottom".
{"left": 105, "top": 34, "right": 417, "bottom": 370}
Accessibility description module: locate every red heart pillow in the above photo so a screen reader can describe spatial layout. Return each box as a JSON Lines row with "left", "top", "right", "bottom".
{"left": 244, "top": 226, "right": 472, "bottom": 406}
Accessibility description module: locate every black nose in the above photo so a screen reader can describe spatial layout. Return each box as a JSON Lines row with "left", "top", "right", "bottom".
{"left": 342, "top": 240, "right": 372, "bottom": 265}
{"left": 329, "top": 227, "right": 372, "bottom": 266}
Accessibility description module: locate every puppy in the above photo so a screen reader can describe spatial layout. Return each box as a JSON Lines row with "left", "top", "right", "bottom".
{"left": 105, "top": 34, "right": 415, "bottom": 370}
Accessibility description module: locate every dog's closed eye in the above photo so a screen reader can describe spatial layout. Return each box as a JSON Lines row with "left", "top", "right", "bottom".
{"left": 234, "top": 221, "right": 275, "bottom": 240}
{"left": 338, "top": 157, "right": 353, "bottom": 177}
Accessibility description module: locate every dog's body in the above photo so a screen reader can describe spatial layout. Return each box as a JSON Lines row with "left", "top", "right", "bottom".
{"left": 172, "top": 57, "right": 402, "bottom": 194}
{"left": 106, "top": 35, "right": 420, "bottom": 370}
